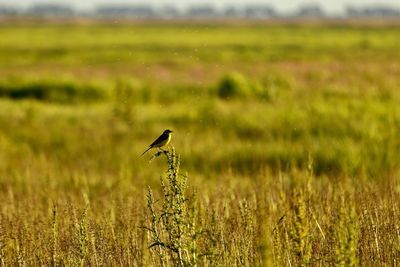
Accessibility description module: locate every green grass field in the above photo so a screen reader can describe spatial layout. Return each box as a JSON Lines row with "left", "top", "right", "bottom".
{"left": 0, "top": 20, "right": 400, "bottom": 266}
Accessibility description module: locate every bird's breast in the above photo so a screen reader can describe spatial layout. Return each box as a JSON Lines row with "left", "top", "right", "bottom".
{"left": 165, "top": 134, "right": 172, "bottom": 146}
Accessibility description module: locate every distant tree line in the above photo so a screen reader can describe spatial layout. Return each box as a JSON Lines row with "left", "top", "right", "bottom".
{"left": 0, "top": 3, "right": 400, "bottom": 19}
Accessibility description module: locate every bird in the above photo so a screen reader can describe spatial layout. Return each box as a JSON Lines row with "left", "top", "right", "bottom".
{"left": 141, "top": 129, "right": 173, "bottom": 156}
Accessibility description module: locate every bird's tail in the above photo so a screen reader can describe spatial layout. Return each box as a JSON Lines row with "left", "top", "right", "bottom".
{"left": 140, "top": 146, "right": 152, "bottom": 156}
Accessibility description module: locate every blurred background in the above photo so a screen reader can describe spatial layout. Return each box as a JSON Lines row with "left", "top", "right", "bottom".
{"left": 1, "top": 0, "right": 400, "bottom": 178}
{"left": 1, "top": 0, "right": 400, "bottom": 18}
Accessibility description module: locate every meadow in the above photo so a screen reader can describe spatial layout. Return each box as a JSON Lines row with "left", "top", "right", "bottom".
{"left": 0, "top": 20, "right": 400, "bottom": 266}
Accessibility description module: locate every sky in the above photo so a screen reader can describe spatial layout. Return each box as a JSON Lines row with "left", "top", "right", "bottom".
{"left": 3, "top": 0, "right": 400, "bottom": 14}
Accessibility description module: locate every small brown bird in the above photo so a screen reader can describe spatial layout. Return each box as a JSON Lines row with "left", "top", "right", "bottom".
{"left": 141, "top": 129, "right": 173, "bottom": 156}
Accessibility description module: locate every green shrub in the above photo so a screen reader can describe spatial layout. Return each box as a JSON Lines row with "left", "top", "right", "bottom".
{"left": 0, "top": 80, "right": 107, "bottom": 103}
{"left": 217, "top": 72, "right": 270, "bottom": 100}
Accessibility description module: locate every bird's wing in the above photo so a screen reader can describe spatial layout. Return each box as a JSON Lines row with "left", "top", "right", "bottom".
{"left": 149, "top": 133, "right": 167, "bottom": 147}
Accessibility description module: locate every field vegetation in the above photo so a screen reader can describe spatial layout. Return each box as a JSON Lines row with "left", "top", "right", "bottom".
{"left": 0, "top": 20, "right": 400, "bottom": 265}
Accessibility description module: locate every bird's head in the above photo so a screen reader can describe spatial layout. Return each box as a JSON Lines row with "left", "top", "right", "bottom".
{"left": 163, "top": 129, "right": 173, "bottom": 134}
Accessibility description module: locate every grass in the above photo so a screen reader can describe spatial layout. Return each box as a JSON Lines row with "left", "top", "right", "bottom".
{"left": 0, "top": 20, "right": 400, "bottom": 265}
